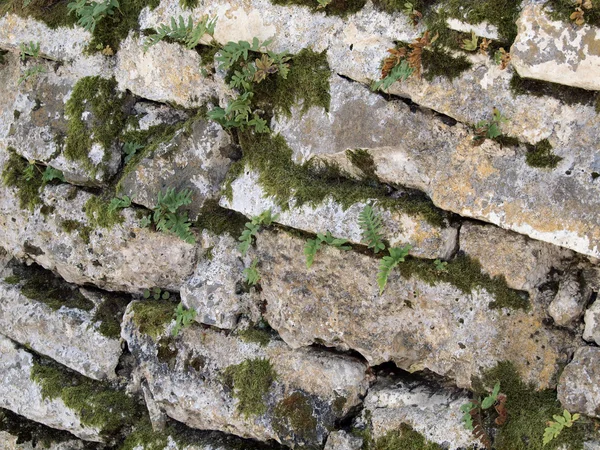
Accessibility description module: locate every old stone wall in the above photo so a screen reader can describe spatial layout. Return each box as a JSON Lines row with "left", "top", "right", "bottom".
{"left": 0, "top": 0, "right": 599, "bottom": 449}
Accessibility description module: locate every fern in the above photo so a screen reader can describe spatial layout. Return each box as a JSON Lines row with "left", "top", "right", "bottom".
{"left": 243, "top": 258, "right": 260, "bottom": 286}
{"left": 42, "top": 166, "right": 65, "bottom": 182}
{"left": 172, "top": 303, "right": 196, "bottom": 337}
{"left": 543, "top": 409, "right": 580, "bottom": 446}
{"left": 358, "top": 204, "right": 386, "bottom": 253}
{"left": 371, "top": 59, "right": 413, "bottom": 91}
{"left": 18, "top": 65, "right": 46, "bottom": 85}
{"left": 67, "top": 0, "right": 119, "bottom": 33}
{"left": 460, "top": 383, "right": 506, "bottom": 449}
{"left": 152, "top": 188, "right": 195, "bottom": 244}
{"left": 238, "top": 209, "right": 279, "bottom": 256}
{"left": 19, "top": 41, "right": 40, "bottom": 61}
{"left": 377, "top": 245, "right": 411, "bottom": 294}
{"left": 108, "top": 195, "right": 131, "bottom": 212}
{"left": 305, "top": 231, "right": 350, "bottom": 269}
{"left": 144, "top": 15, "right": 217, "bottom": 51}
{"left": 123, "top": 142, "right": 143, "bottom": 164}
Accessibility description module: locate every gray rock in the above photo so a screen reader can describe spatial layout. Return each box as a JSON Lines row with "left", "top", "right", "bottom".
{"left": 358, "top": 377, "right": 478, "bottom": 449}
{"left": 324, "top": 430, "right": 363, "bottom": 450}
{"left": 549, "top": 271, "right": 592, "bottom": 327}
{"left": 460, "top": 222, "right": 573, "bottom": 291}
{"left": 120, "top": 118, "right": 233, "bottom": 220}
{"left": 583, "top": 300, "right": 600, "bottom": 345}
{"left": 0, "top": 431, "right": 90, "bottom": 450}
{"left": 558, "top": 346, "right": 600, "bottom": 418}
{"left": 0, "top": 268, "right": 123, "bottom": 380}
{"left": 256, "top": 229, "right": 576, "bottom": 389}
{"left": 512, "top": 4, "right": 600, "bottom": 91}
{"left": 0, "top": 334, "right": 104, "bottom": 442}
{"left": 122, "top": 302, "right": 369, "bottom": 447}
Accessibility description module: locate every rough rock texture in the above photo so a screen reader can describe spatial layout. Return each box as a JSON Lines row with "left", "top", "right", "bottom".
{"left": 123, "top": 302, "right": 369, "bottom": 447}
{"left": 0, "top": 180, "right": 197, "bottom": 293}
{"left": 0, "top": 272, "right": 123, "bottom": 380}
{"left": 120, "top": 118, "right": 234, "bottom": 220}
{"left": 324, "top": 430, "right": 363, "bottom": 450}
{"left": 221, "top": 170, "right": 457, "bottom": 260}
{"left": 0, "top": 335, "right": 104, "bottom": 442}
{"left": 558, "top": 347, "right": 600, "bottom": 418}
{"left": 460, "top": 222, "right": 572, "bottom": 291}
{"left": 0, "top": 431, "right": 90, "bottom": 450}
{"left": 583, "top": 300, "right": 600, "bottom": 345}
{"left": 358, "top": 377, "right": 477, "bottom": 449}
{"left": 256, "top": 230, "right": 575, "bottom": 389}
{"left": 512, "top": 5, "right": 600, "bottom": 91}
{"left": 549, "top": 271, "right": 592, "bottom": 327}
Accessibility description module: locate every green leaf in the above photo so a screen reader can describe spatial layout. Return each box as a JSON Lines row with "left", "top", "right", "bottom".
{"left": 304, "top": 238, "right": 321, "bottom": 269}
{"left": 462, "top": 30, "right": 478, "bottom": 51}
{"left": 108, "top": 195, "right": 131, "bottom": 212}
{"left": 359, "top": 204, "right": 386, "bottom": 253}
{"left": 172, "top": 303, "right": 197, "bottom": 337}
{"left": 42, "top": 166, "right": 65, "bottom": 183}
{"left": 23, "top": 163, "right": 36, "bottom": 181}
{"left": 377, "top": 245, "right": 412, "bottom": 294}
{"left": 243, "top": 258, "right": 260, "bottom": 285}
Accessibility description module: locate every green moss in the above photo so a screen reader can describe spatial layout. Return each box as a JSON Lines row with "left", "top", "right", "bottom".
{"left": 3, "top": 275, "right": 21, "bottom": 285}
{"left": 397, "top": 254, "right": 530, "bottom": 310}
{"left": 374, "top": 424, "right": 441, "bottom": 450}
{"left": 195, "top": 199, "right": 247, "bottom": 237}
{"left": 92, "top": 292, "right": 131, "bottom": 339}
{"left": 179, "top": 0, "right": 199, "bottom": 9}
{"left": 64, "top": 77, "right": 126, "bottom": 178}
{"left": 84, "top": 195, "right": 125, "bottom": 229}
{"left": 131, "top": 300, "right": 175, "bottom": 339}
{"left": 346, "top": 149, "right": 378, "bottom": 182}
{"left": 120, "top": 419, "right": 170, "bottom": 450}
{"left": 253, "top": 48, "right": 331, "bottom": 118}
{"left": 87, "top": 0, "right": 160, "bottom": 53}
{"left": 525, "top": 139, "right": 563, "bottom": 169}
{"left": 0, "top": 0, "right": 76, "bottom": 29}
{"left": 60, "top": 219, "right": 93, "bottom": 244}
{"left": 269, "top": 0, "right": 366, "bottom": 17}
{"left": 229, "top": 132, "right": 446, "bottom": 227}
{"left": 197, "top": 44, "right": 220, "bottom": 68}
{"left": 14, "top": 263, "right": 94, "bottom": 311}
{"left": 1, "top": 149, "right": 44, "bottom": 211}
{"left": 223, "top": 358, "right": 276, "bottom": 418}
{"left": 30, "top": 359, "right": 140, "bottom": 436}
{"left": 157, "top": 336, "right": 179, "bottom": 369}
{"left": 0, "top": 408, "right": 77, "bottom": 448}
{"left": 545, "top": 0, "right": 600, "bottom": 27}
{"left": 421, "top": 47, "right": 472, "bottom": 82}
{"left": 477, "top": 362, "right": 588, "bottom": 450}
{"left": 510, "top": 73, "right": 598, "bottom": 108}
{"left": 273, "top": 392, "right": 318, "bottom": 442}
{"left": 237, "top": 327, "right": 272, "bottom": 347}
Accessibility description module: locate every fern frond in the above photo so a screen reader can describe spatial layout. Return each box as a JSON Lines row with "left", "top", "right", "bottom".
{"left": 304, "top": 238, "right": 321, "bottom": 268}
{"left": 243, "top": 258, "right": 260, "bottom": 285}
{"left": 377, "top": 245, "right": 411, "bottom": 294}
{"left": 144, "top": 15, "right": 217, "bottom": 51}
{"left": 359, "top": 205, "right": 386, "bottom": 253}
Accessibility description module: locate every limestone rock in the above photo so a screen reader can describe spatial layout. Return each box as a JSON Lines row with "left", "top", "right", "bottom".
{"left": 122, "top": 302, "right": 369, "bottom": 447}
{"left": 324, "top": 430, "right": 363, "bottom": 450}
{"left": 549, "top": 271, "right": 592, "bottom": 327}
{"left": 583, "top": 300, "right": 600, "bottom": 345}
{"left": 221, "top": 169, "right": 457, "bottom": 260}
{"left": 0, "top": 335, "right": 104, "bottom": 442}
{"left": 0, "top": 265, "right": 124, "bottom": 380}
{"left": 446, "top": 18, "right": 499, "bottom": 39}
{"left": 460, "top": 222, "right": 572, "bottom": 291}
{"left": 558, "top": 347, "right": 600, "bottom": 418}
{"left": 120, "top": 118, "right": 234, "bottom": 220}
{"left": 358, "top": 377, "right": 478, "bottom": 449}
{"left": 256, "top": 230, "right": 576, "bottom": 389}
{"left": 512, "top": 4, "right": 600, "bottom": 91}
{"left": 115, "top": 34, "right": 220, "bottom": 109}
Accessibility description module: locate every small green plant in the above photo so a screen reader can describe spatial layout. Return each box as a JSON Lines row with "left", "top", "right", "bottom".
{"left": 243, "top": 258, "right": 260, "bottom": 286}
{"left": 207, "top": 92, "right": 269, "bottom": 133}
{"left": 19, "top": 41, "right": 40, "bottom": 60}
{"left": 304, "top": 231, "right": 350, "bottom": 268}
{"left": 42, "top": 166, "right": 66, "bottom": 182}
{"left": 402, "top": 2, "right": 423, "bottom": 25}
{"left": 238, "top": 209, "right": 279, "bottom": 256}
{"left": 144, "top": 15, "right": 217, "bottom": 51}
{"left": 172, "top": 303, "right": 197, "bottom": 336}
{"left": 122, "top": 142, "right": 143, "bottom": 164}
{"left": 473, "top": 108, "right": 509, "bottom": 144}
{"left": 543, "top": 409, "right": 580, "bottom": 446}
{"left": 143, "top": 287, "right": 170, "bottom": 300}
{"left": 358, "top": 204, "right": 386, "bottom": 253}
{"left": 377, "top": 245, "right": 412, "bottom": 294}
{"left": 433, "top": 259, "right": 448, "bottom": 272}
{"left": 139, "top": 215, "right": 152, "bottom": 228}
{"left": 108, "top": 195, "right": 131, "bottom": 212}
{"left": 461, "top": 382, "right": 507, "bottom": 449}
{"left": 67, "top": 0, "right": 120, "bottom": 33}
{"left": 371, "top": 59, "right": 414, "bottom": 91}
{"left": 18, "top": 65, "right": 46, "bottom": 85}
{"left": 461, "top": 31, "right": 479, "bottom": 51}
{"left": 151, "top": 188, "right": 195, "bottom": 244}
{"left": 316, "top": 0, "right": 332, "bottom": 9}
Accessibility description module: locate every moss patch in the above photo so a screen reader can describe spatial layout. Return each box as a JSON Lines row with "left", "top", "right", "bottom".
{"left": 525, "top": 139, "right": 563, "bottom": 169}
{"left": 91, "top": 292, "right": 131, "bottom": 339}
{"left": 253, "top": 48, "right": 331, "bottom": 118}
{"left": 60, "top": 219, "right": 93, "bottom": 244}
{"left": 1, "top": 149, "right": 44, "bottom": 211}
{"left": 421, "top": 47, "right": 473, "bottom": 82}
{"left": 374, "top": 424, "right": 441, "bottom": 450}
{"left": 346, "top": 148, "right": 378, "bottom": 182}
{"left": 0, "top": 0, "right": 76, "bottom": 30}
{"left": 223, "top": 358, "right": 276, "bottom": 418}
{"left": 131, "top": 300, "right": 175, "bottom": 339}
{"left": 31, "top": 359, "right": 140, "bottom": 436}
{"left": 3, "top": 275, "right": 21, "bottom": 285}
{"left": 237, "top": 327, "right": 272, "bottom": 347}
{"left": 273, "top": 392, "right": 318, "bottom": 442}
{"left": 64, "top": 77, "right": 126, "bottom": 178}
{"left": 510, "top": 73, "right": 598, "bottom": 108}
{"left": 195, "top": 199, "right": 247, "bottom": 237}
{"left": 269, "top": 0, "right": 366, "bottom": 17}
{"left": 545, "top": 0, "right": 600, "bottom": 27}
{"left": 397, "top": 254, "right": 529, "bottom": 310}
{"left": 179, "top": 0, "right": 199, "bottom": 9}
{"left": 228, "top": 132, "right": 446, "bottom": 227}
{"left": 475, "top": 362, "right": 589, "bottom": 450}
{"left": 84, "top": 194, "right": 125, "bottom": 229}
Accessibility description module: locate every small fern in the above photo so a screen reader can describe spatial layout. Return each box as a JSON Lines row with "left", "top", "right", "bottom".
{"left": 67, "top": 0, "right": 119, "bottom": 33}
{"left": 151, "top": 188, "right": 195, "bottom": 244}
{"left": 18, "top": 65, "right": 46, "bottom": 85}
{"left": 371, "top": 59, "right": 414, "bottom": 91}
{"left": 305, "top": 231, "right": 350, "bottom": 268}
{"left": 238, "top": 209, "right": 279, "bottom": 256}
{"left": 377, "top": 245, "right": 411, "bottom": 294}
{"left": 359, "top": 205, "right": 386, "bottom": 253}
{"left": 42, "top": 166, "right": 65, "bottom": 183}
{"left": 108, "top": 195, "right": 131, "bottom": 212}
{"left": 144, "top": 15, "right": 217, "bottom": 51}
{"left": 172, "top": 303, "right": 196, "bottom": 337}
{"left": 243, "top": 258, "right": 260, "bottom": 286}
{"left": 543, "top": 409, "right": 580, "bottom": 446}
{"left": 123, "top": 142, "right": 143, "bottom": 164}
{"left": 19, "top": 41, "right": 40, "bottom": 61}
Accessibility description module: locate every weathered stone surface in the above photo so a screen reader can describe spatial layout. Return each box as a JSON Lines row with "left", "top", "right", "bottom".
{"left": 0, "top": 335, "right": 104, "bottom": 442}
{"left": 180, "top": 231, "right": 254, "bottom": 329}
{"left": 558, "top": 347, "right": 600, "bottom": 418}
{"left": 583, "top": 300, "right": 600, "bottom": 345}
{"left": 0, "top": 173, "right": 197, "bottom": 293}
{"left": 549, "top": 271, "right": 592, "bottom": 327}
{"left": 512, "top": 5, "right": 600, "bottom": 91}
{"left": 0, "top": 269, "right": 123, "bottom": 380}
{"left": 115, "top": 34, "right": 220, "bottom": 109}
{"left": 358, "top": 377, "right": 477, "bottom": 449}
{"left": 221, "top": 169, "right": 457, "bottom": 260}
{"left": 256, "top": 230, "right": 576, "bottom": 389}
{"left": 0, "top": 431, "right": 90, "bottom": 450}
{"left": 324, "top": 430, "right": 363, "bottom": 450}
{"left": 446, "top": 18, "right": 499, "bottom": 39}
{"left": 460, "top": 222, "right": 572, "bottom": 291}
{"left": 120, "top": 118, "right": 233, "bottom": 220}
{"left": 123, "top": 302, "right": 369, "bottom": 447}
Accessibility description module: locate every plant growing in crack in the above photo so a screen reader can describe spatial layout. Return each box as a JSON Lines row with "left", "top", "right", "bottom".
{"left": 149, "top": 188, "right": 195, "bottom": 244}
{"left": 472, "top": 107, "right": 509, "bottom": 145}
{"left": 304, "top": 231, "right": 350, "bottom": 268}
{"left": 144, "top": 15, "right": 217, "bottom": 51}
{"left": 243, "top": 258, "right": 261, "bottom": 286}
{"left": 172, "top": 303, "right": 196, "bottom": 336}
{"left": 238, "top": 209, "right": 279, "bottom": 256}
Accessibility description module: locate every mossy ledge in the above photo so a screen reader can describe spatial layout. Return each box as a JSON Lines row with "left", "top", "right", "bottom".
{"left": 30, "top": 358, "right": 141, "bottom": 438}
{"left": 525, "top": 139, "right": 563, "bottom": 169}
{"left": 131, "top": 300, "right": 176, "bottom": 340}
{"left": 222, "top": 358, "right": 277, "bottom": 418}
{"left": 1, "top": 148, "right": 44, "bottom": 211}
{"left": 269, "top": 0, "right": 366, "bottom": 17}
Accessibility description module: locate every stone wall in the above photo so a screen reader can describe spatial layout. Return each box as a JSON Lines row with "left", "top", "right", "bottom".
{"left": 0, "top": 0, "right": 599, "bottom": 449}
